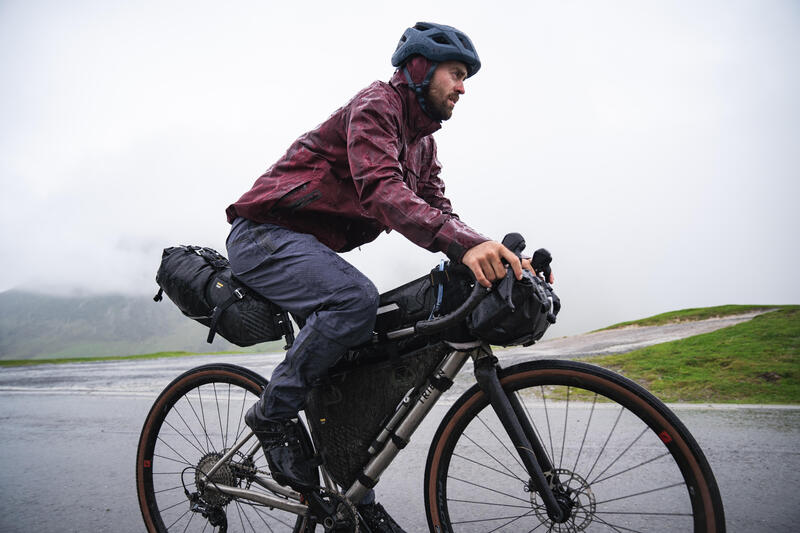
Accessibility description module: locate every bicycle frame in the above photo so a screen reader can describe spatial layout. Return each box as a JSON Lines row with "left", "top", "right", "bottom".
{"left": 197, "top": 342, "right": 569, "bottom": 523}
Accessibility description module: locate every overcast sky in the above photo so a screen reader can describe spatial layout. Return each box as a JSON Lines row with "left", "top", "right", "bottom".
{"left": 1, "top": 0, "right": 798, "bottom": 336}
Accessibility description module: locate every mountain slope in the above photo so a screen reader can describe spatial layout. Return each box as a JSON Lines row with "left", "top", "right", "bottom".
{"left": 0, "top": 290, "right": 282, "bottom": 359}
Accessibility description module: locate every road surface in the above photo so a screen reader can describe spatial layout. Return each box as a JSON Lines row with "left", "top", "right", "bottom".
{"left": 0, "top": 313, "right": 797, "bottom": 532}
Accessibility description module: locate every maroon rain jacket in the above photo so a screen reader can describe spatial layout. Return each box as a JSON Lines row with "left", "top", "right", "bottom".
{"left": 226, "top": 56, "right": 488, "bottom": 262}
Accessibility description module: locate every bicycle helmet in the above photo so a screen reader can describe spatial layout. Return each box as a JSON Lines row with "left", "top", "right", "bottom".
{"left": 391, "top": 22, "right": 481, "bottom": 77}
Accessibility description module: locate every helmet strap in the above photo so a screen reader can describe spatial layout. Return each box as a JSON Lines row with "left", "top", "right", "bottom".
{"left": 403, "top": 63, "right": 439, "bottom": 120}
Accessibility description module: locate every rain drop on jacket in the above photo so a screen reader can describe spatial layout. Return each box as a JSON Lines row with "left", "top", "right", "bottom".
{"left": 226, "top": 56, "right": 488, "bottom": 262}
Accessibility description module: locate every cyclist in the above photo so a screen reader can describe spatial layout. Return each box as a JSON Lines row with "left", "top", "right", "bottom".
{"left": 225, "top": 22, "right": 550, "bottom": 531}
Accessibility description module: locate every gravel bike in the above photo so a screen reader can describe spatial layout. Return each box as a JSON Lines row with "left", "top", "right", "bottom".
{"left": 136, "top": 258, "right": 726, "bottom": 532}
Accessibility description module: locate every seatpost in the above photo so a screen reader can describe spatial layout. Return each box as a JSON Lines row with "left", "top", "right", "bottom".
{"left": 471, "top": 347, "right": 568, "bottom": 523}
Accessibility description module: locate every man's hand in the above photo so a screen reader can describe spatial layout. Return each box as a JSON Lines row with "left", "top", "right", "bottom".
{"left": 462, "top": 241, "right": 523, "bottom": 288}
{"left": 462, "top": 241, "right": 556, "bottom": 288}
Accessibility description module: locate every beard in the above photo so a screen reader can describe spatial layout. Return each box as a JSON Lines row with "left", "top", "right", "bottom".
{"left": 425, "top": 88, "right": 455, "bottom": 121}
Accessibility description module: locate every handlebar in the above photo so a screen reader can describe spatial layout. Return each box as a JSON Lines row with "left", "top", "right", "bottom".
{"left": 413, "top": 279, "right": 490, "bottom": 336}
{"left": 400, "top": 233, "right": 553, "bottom": 339}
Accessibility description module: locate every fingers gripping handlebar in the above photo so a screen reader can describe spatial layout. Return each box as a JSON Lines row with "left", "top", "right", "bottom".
{"left": 411, "top": 233, "right": 553, "bottom": 337}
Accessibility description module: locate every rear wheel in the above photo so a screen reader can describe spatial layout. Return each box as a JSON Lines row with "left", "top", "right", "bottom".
{"left": 136, "top": 364, "right": 315, "bottom": 532}
{"left": 425, "top": 360, "right": 725, "bottom": 532}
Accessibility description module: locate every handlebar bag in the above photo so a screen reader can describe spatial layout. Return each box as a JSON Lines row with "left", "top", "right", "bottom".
{"left": 154, "top": 245, "right": 290, "bottom": 346}
{"left": 467, "top": 269, "right": 561, "bottom": 346}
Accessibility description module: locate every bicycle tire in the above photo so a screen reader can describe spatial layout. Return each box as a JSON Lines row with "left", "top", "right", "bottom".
{"left": 424, "top": 359, "right": 725, "bottom": 532}
{"left": 136, "top": 363, "right": 316, "bottom": 532}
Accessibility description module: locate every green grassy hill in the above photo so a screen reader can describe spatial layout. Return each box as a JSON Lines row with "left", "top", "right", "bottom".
{"left": 0, "top": 290, "right": 283, "bottom": 360}
{"left": 589, "top": 306, "right": 799, "bottom": 403}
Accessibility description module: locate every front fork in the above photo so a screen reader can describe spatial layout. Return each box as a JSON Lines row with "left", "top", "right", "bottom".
{"left": 472, "top": 347, "right": 570, "bottom": 523}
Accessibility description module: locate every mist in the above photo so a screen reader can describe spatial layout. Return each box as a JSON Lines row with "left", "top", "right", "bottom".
{"left": 1, "top": 0, "right": 798, "bottom": 336}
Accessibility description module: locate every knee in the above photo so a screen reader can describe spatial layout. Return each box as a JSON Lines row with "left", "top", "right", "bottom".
{"left": 325, "top": 279, "right": 379, "bottom": 342}
{"left": 344, "top": 279, "right": 380, "bottom": 323}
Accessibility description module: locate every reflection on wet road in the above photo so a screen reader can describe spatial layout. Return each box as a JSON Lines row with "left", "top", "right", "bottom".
{"left": 0, "top": 351, "right": 798, "bottom": 532}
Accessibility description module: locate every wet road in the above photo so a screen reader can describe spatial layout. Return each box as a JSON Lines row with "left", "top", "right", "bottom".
{"left": 1, "top": 316, "right": 798, "bottom": 532}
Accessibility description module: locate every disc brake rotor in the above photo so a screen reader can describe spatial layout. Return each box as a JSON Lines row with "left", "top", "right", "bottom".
{"left": 531, "top": 469, "right": 596, "bottom": 532}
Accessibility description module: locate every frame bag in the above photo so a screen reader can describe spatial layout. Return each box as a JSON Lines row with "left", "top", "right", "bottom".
{"left": 153, "top": 246, "right": 292, "bottom": 347}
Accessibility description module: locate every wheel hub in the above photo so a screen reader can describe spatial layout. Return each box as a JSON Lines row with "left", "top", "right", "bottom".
{"left": 531, "top": 469, "right": 596, "bottom": 531}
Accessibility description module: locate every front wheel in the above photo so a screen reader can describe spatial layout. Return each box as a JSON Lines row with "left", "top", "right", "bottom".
{"left": 136, "top": 363, "right": 316, "bottom": 532}
{"left": 425, "top": 360, "right": 725, "bottom": 532}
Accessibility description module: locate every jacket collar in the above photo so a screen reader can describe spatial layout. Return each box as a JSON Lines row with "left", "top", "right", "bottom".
{"left": 390, "top": 56, "right": 442, "bottom": 142}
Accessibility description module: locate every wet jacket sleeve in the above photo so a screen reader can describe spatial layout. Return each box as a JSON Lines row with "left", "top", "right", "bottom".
{"left": 346, "top": 95, "right": 487, "bottom": 261}
{"left": 417, "top": 142, "right": 456, "bottom": 216}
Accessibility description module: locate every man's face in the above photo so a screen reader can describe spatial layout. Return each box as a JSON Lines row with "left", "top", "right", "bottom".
{"left": 426, "top": 61, "right": 468, "bottom": 121}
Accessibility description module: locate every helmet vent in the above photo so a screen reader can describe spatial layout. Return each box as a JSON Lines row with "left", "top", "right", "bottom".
{"left": 432, "top": 34, "right": 450, "bottom": 45}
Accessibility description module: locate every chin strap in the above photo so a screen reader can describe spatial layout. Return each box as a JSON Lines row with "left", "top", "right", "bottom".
{"left": 402, "top": 62, "right": 439, "bottom": 119}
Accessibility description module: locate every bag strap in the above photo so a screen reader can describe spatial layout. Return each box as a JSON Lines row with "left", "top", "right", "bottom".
{"left": 428, "top": 260, "right": 448, "bottom": 319}
{"left": 206, "top": 288, "right": 246, "bottom": 343}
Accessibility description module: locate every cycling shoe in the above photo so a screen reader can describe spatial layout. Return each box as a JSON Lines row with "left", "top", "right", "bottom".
{"left": 245, "top": 407, "right": 318, "bottom": 490}
{"left": 358, "top": 502, "right": 406, "bottom": 533}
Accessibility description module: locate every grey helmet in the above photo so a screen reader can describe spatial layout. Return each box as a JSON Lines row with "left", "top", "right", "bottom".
{"left": 392, "top": 22, "right": 480, "bottom": 119}
{"left": 392, "top": 22, "right": 481, "bottom": 77}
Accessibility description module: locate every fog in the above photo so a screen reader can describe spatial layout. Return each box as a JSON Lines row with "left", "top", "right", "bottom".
{"left": 1, "top": 0, "right": 798, "bottom": 336}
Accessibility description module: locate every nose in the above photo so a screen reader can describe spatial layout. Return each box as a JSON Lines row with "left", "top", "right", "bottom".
{"left": 455, "top": 80, "right": 465, "bottom": 95}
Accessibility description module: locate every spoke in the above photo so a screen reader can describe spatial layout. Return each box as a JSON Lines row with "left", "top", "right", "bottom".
{"left": 234, "top": 500, "right": 247, "bottom": 532}
{"left": 156, "top": 437, "right": 196, "bottom": 468}
{"left": 181, "top": 391, "right": 210, "bottom": 453}
{"left": 173, "top": 401, "right": 211, "bottom": 456}
{"left": 559, "top": 386, "right": 570, "bottom": 470}
{"left": 525, "top": 521, "right": 549, "bottom": 532}
{"left": 213, "top": 383, "right": 226, "bottom": 450}
{"left": 225, "top": 384, "right": 232, "bottom": 454}
{"left": 571, "top": 393, "right": 597, "bottom": 475}
{"left": 593, "top": 450, "right": 672, "bottom": 485}
{"left": 237, "top": 499, "right": 258, "bottom": 533}
{"left": 595, "top": 510, "right": 693, "bottom": 516}
{"left": 595, "top": 480, "right": 686, "bottom": 505}
{"left": 487, "top": 509, "right": 537, "bottom": 532}
{"left": 234, "top": 386, "right": 250, "bottom": 443}
{"left": 540, "top": 386, "right": 556, "bottom": 464}
{"left": 475, "top": 413, "right": 526, "bottom": 474}
{"left": 588, "top": 513, "right": 643, "bottom": 533}
{"left": 154, "top": 483, "right": 187, "bottom": 495}
{"left": 585, "top": 404, "right": 624, "bottom": 481}
{"left": 161, "top": 416, "right": 207, "bottom": 458}
{"left": 450, "top": 509, "right": 535, "bottom": 526}
{"left": 448, "top": 475, "right": 533, "bottom": 505}
{"left": 448, "top": 498, "right": 534, "bottom": 510}
{"left": 517, "top": 391, "right": 555, "bottom": 468}
{"left": 197, "top": 386, "right": 211, "bottom": 451}
{"left": 252, "top": 503, "right": 291, "bottom": 531}
{"left": 462, "top": 430, "right": 524, "bottom": 480}
{"left": 153, "top": 452, "right": 193, "bottom": 468}
{"left": 165, "top": 507, "right": 192, "bottom": 531}
{"left": 160, "top": 497, "right": 191, "bottom": 514}
{"left": 182, "top": 509, "right": 195, "bottom": 533}
{"left": 452, "top": 452, "right": 523, "bottom": 481}
{"left": 591, "top": 426, "right": 649, "bottom": 484}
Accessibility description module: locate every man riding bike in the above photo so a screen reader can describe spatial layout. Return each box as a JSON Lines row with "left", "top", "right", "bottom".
{"left": 224, "top": 22, "right": 551, "bottom": 532}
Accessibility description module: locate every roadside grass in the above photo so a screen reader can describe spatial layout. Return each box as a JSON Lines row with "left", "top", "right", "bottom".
{"left": 0, "top": 350, "right": 250, "bottom": 367}
{"left": 586, "top": 306, "right": 800, "bottom": 404}
{"left": 596, "top": 304, "right": 786, "bottom": 331}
